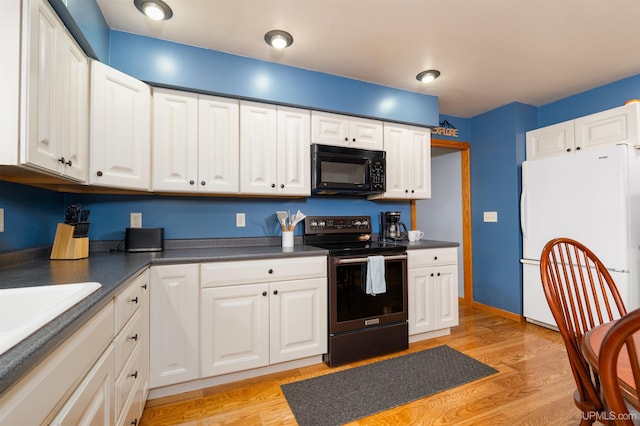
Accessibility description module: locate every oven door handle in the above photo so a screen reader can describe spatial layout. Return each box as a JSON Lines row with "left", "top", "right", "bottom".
{"left": 335, "top": 254, "right": 407, "bottom": 264}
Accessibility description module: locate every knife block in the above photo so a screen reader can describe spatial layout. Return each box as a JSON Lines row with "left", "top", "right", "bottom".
{"left": 50, "top": 223, "right": 89, "bottom": 260}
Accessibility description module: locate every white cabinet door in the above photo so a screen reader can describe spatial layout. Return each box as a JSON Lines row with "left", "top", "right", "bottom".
{"left": 349, "top": 117, "right": 383, "bottom": 150}
{"left": 23, "top": 0, "right": 60, "bottom": 174}
{"left": 59, "top": 37, "right": 89, "bottom": 182}
{"left": 276, "top": 106, "right": 310, "bottom": 196}
{"left": 198, "top": 95, "right": 240, "bottom": 193}
{"left": 200, "top": 283, "right": 270, "bottom": 377}
{"left": 378, "top": 124, "right": 406, "bottom": 198}
{"left": 311, "top": 111, "right": 383, "bottom": 150}
{"left": 526, "top": 121, "right": 575, "bottom": 160}
{"left": 240, "top": 101, "right": 277, "bottom": 194}
{"left": 152, "top": 88, "right": 198, "bottom": 192}
{"left": 270, "top": 278, "right": 327, "bottom": 364}
{"left": 407, "top": 125, "right": 431, "bottom": 199}
{"left": 90, "top": 60, "right": 151, "bottom": 190}
{"left": 434, "top": 264, "right": 459, "bottom": 329}
{"left": 150, "top": 264, "right": 199, "bottom": 388}
{"left": 575, "top": 102, "right": 640, "bottom": 150}
{"left": 408, "top": 266, "right": 437, "bottom": 335}
{"left": 23, "top": 0, "right": 88, "bottom": 181}
{"left": 311, "top": 111, "right": 349, "bottom": 146}
{"left": 50, "top": 344, "right": 115, "bottom": 426}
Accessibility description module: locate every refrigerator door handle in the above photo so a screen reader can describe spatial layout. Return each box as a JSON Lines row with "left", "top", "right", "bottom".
{"left": 520, "top": 188, "right": 528, "bottom": 238}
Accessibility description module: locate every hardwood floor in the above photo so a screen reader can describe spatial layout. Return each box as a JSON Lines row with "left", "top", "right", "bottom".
{"left": 140, "top": 304, "right": 583, "bottom": 425}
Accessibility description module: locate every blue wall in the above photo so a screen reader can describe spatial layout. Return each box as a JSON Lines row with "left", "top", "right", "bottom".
{"left": 538, "top": 75, "right": 640, "bottom": 127}
{"left": 469, "top": 103, "right": 536, "bottom": 314}
{"left": 62, "top": 194, "right": 410, "bottom": 242}
{"left": 108, "top": 31, "right": 439, "bottom": 128}
{"left": 48, "top": 0, "right": 110, "bottom": 61}
{"left": 0, "top": 181, "right": 64, "bottom": 253}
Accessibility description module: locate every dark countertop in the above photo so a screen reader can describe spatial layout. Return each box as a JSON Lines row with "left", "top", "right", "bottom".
{"left": 0, "top": 237, "right": 457, "bottom": 396}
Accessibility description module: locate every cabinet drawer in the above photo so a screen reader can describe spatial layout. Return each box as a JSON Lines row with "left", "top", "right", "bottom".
{"left": 115, "top": 309, "right": 143, "bottom": 374}
{"left": 115, "top": 345, "right": 142, "bottom": 421}
{"left": 114, "top": 272, "right": 147, "bottom": 333}
{"left": 201, "top": 256, "right": 327, "bottom": 288}
{"left": 408, "top": 248, "right": 457, "bottom": 268}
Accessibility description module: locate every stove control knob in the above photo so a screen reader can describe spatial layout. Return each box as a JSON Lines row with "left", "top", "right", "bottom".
{"left": 362, "top": 220, "right": 369, "bottom": 226}
{"left": 354, "top": 220, "right": 361, "bottom": 226}
{"left": 311, "top": 221, "right": 318, "bottom": 227}
{"left": 319, "top": 221, "right": 326, "bottom": 227}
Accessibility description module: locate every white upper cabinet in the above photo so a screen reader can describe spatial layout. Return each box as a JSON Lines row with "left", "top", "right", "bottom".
{"left": 240, "top": 101, "right": 310, "bottom": 196}
{"left": 7, "top": 0, "right": 89, "bottom": 181}
{"left": 152, "top": 88, "right": 199, "bottom": 192}
{"left": 575, "top": 102, "right": 639, "bottom": 150}
{"left": 526, "top": 103, "right": 640, "bottom": 161}
{"left": 198, "top": 95, "right": 240, "bottom": 193}
{"left": 370, "top": 123, "right": 431, "bottom": 200}
{"left": 90, "top": 60, "right": 151, "bottom": 190}
{"left": 311, "top": 111, "right": 383, "bottom": 150}
{"left": 526, "top": 121, "right": 575, "bottom": 160}
{"left": 276, "top": 106, "right": 311, "bottom": 196}
{"left": 152, "top": 89, "right": 239, "bottom": 193}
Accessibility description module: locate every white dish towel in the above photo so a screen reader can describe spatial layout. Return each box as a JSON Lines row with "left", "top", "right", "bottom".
{"left": 365, "top": 256, "right": 387, "bottom": 296}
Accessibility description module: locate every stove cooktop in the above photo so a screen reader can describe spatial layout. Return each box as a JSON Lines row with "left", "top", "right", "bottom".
{"left": 303, "top": 215, "right": 406, "bottom": 256}
{"left": 306, "top": 240, "right": 406, "bottom": 256}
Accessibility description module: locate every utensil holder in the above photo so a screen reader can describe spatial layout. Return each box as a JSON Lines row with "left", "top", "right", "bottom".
{"left": 282, "top": 231, "right": 294, "bottom": 248}
{"left": 50, "top": 223, "right": 89, "bottom": 260}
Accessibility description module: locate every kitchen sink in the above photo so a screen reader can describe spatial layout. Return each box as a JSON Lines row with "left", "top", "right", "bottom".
{"left": 0, "top": 282, "right": 101, "bottom": 355}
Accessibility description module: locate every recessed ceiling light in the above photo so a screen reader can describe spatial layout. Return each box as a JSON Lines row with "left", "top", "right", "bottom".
{"left": 416, "top": 70, "right": 441, "bottom": 83}
{"left": 264, "top": 30, "right": 294, "bottom": 49}
{"left": 134, "top": 0, "right": 173, "bottom": 21}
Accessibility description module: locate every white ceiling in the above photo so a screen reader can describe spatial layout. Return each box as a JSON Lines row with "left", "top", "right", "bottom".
{"left": 96, "top": 0, "right": 640, "bottom": 118}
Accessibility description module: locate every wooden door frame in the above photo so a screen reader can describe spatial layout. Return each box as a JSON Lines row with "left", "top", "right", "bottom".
{"left": 410, "top": 138, "right": 472, "bottom": 304}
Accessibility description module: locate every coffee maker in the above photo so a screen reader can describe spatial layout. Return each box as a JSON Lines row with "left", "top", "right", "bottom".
{"left": 380, "top": 211, "right": 408, "bottom": 241}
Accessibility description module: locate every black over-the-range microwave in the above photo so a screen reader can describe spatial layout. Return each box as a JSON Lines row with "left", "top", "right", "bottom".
{"left": 311, "top": 144, "right": 386, "bottom": 195}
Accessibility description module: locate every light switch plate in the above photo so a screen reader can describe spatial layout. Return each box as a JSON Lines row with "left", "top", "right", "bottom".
{"left": 130, "top": 212, "right": 142, "bottom": 228}
{"left": 483, "top": 211, "right": 498, "bottom": 222}
{"left": 0, "top": 208, "right": 4, "bottom": 232}
{"left": 236, "top": 213, "right": 246, "bottom": 227}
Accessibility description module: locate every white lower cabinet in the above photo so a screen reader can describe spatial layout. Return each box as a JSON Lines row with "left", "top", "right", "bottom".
{"left": 408, "top": 248, "right": 459, "bottom": 337}
{"left": 0, "top": 269, "right": 149, "bottom": 426}
{"left": 50, "top": 343, "right": 115, "bottom": 426}
{"left": 199, "top": 256, "right": 327, "bottom": 378}
{"left": 149, "top": 264, "right": 200, "bottom": 388}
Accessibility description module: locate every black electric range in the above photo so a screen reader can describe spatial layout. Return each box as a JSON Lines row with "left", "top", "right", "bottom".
{"left": 303, "top": 215, "right": 405, "bottom": 256}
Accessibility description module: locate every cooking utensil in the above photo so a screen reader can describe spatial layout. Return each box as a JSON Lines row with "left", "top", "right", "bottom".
{"left": 289, "top": 210, "right": 306, "bottom": 231}
{"left": 276, "top": 211, "right": 288, "bottom": 231}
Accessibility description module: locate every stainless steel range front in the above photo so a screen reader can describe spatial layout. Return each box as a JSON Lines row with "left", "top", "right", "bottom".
{"left": 303, "top": 215, "right": 408, "bottom": 366}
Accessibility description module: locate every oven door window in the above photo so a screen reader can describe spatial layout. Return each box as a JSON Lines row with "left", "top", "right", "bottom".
{"left": 334, "top": 258, "right": 405, "bottom": 323}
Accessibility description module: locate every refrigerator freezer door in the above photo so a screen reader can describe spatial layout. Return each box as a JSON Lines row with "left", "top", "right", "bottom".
{"left": 521, "top": 145, "right": 629, "bottom": 270}
{"left": 523, "top": 260, "right": 630, "bottom": 329}
{"left": 522, "top": 261, "right": 556, "bottom": 328}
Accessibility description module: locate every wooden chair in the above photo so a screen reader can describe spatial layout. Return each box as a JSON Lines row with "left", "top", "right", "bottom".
{"left": 540, "top": 237, "right": 627, "bottom": 425}
{"left": 599, "top": 307, "right": 640, "bottom": 425}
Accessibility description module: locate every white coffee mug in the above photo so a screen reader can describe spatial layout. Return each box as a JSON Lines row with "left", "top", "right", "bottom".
{"left": 408, "top": 230, "right": 424, "bottom": 242}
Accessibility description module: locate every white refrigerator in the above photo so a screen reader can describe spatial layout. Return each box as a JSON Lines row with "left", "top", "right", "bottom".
{"left": 520, "top": 143, "right": 640, "bottom": 328}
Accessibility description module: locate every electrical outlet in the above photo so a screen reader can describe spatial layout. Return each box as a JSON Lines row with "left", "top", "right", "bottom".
{"left": 130, "top": 212, "right": 142, "bottom": 228}
{"left": 483, "top": 211, "right": 498, "bottom": 223}
{"left": 0, "top": 208, "right": 4, "bottom": 232}
{"left": 236, "top": 213, "right": 246, "bottom": 227}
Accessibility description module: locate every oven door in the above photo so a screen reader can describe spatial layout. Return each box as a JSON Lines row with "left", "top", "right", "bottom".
{"left": 328, "top": 253, "right": 408, "bottom": 334}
